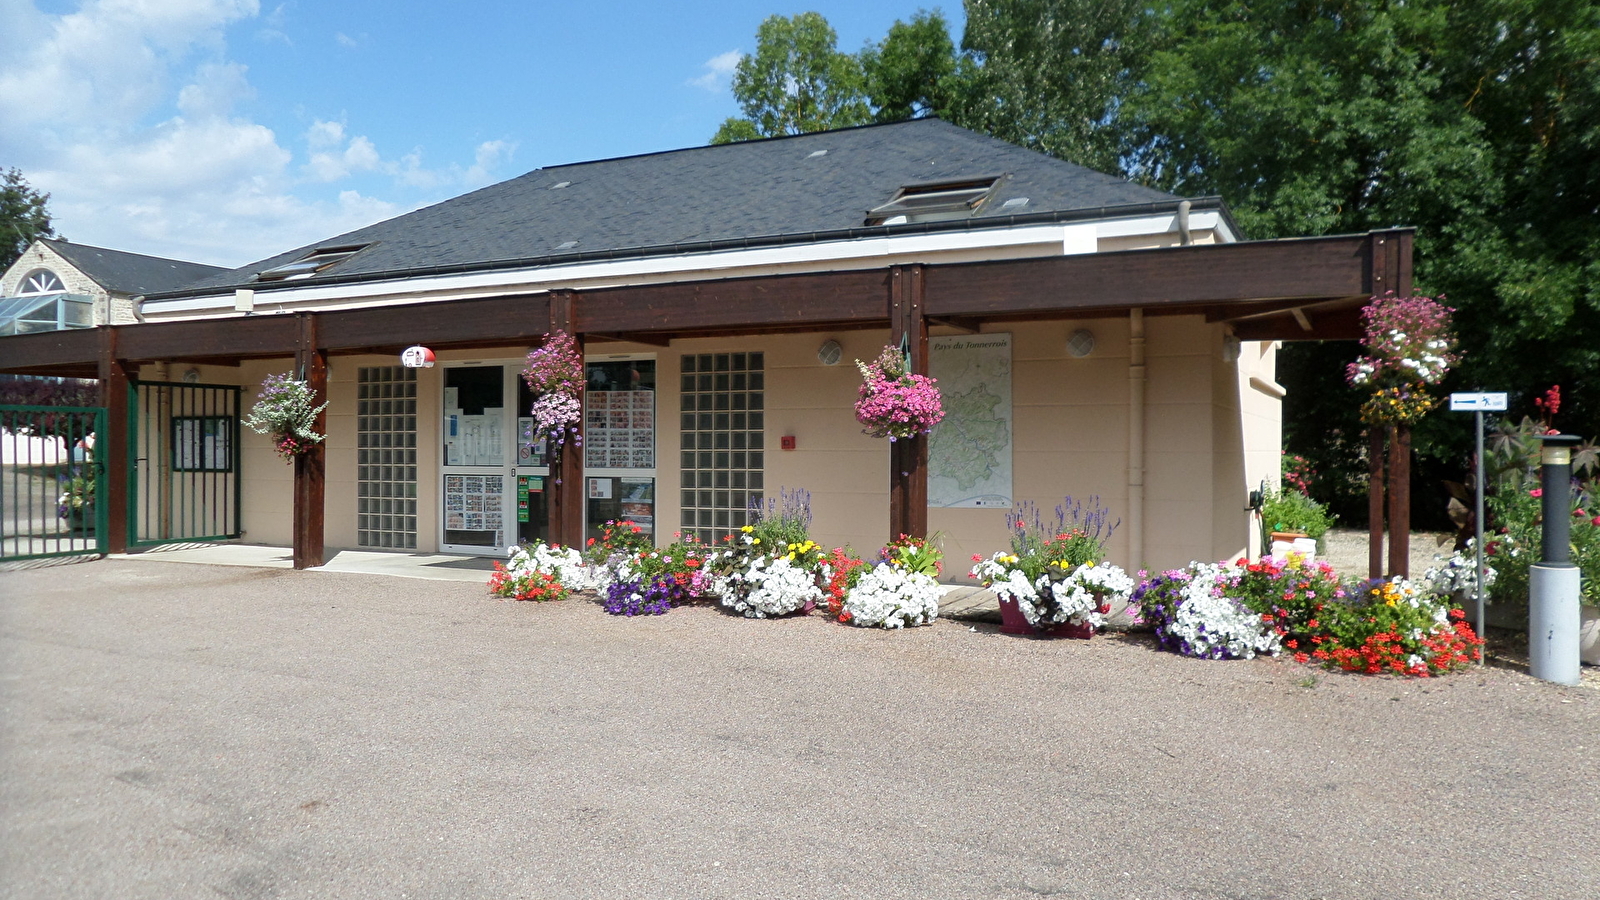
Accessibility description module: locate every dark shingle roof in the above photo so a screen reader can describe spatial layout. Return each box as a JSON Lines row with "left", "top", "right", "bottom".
{"left": 41, "top": 239, "right": 226, "bottom": 295}
{"left": 166, "top": 119, "right": 1200, "bottom": 298}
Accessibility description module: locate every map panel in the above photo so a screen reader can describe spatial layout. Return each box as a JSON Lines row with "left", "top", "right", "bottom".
{"left": 929, "top": 333, "right": 1012, "bottom": 508}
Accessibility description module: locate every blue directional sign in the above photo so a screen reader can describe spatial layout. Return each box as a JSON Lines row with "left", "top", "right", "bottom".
{"left": 1449, "top": 392, "right": 1508, "bottom": 412}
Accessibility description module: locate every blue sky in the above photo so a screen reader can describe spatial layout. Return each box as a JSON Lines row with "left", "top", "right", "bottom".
{"left": 0, "top": 1, "right": 965, "bottom": 268}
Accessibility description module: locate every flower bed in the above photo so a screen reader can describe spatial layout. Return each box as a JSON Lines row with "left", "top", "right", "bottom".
{"left": 1132, "top": 555, "right": 1482, "bottom": 675}
{"left": 705, "top": 489, "right": 827, "bottom": 618}
{"left": 838, "top": 535, "right": 945, "bottom": 628}
{"left": 490, "top": 540, "right": 590, "bottom": 601}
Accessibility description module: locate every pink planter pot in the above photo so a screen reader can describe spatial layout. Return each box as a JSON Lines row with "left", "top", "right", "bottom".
{"left": 997, "top": 597, "right": 1100, "bottom": 639}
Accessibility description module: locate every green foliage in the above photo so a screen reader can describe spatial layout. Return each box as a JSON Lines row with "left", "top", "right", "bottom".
{"left": 955, "top": 0, "right": 1148, "bottom": 174}
{"left": 711, "top": 12, "right": 872, "bottom": 143}
{"left": 1261, "top": 486, "right": 1336, "bottom": 541}
{"left": 1128, "top": 0, "right": 1600, "bottom": 460}
{"left": 1485, "top": 470, "right": 1600, "bottom": 606}
{"left": 882, "top": 533, "right": 944, "bottom": 576}
{"left": 860, "top": 9, "right": 961, "bottom": 123}
{"left": 1, "top": 168, "right": 56, "bottom": 272}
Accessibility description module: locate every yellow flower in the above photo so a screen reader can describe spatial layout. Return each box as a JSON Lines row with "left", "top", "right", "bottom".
{"left": 787, "top": 553, "right": 796, "bottom": 561}
{"left": 741, "top": 525, "right": 754, "bottom": 533}
{"left": 752, "top": 538, "right": 760, "bottom": 544}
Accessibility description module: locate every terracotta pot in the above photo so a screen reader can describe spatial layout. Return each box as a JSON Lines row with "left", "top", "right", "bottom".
{"left": 996, "top": 596, "right": 1096, "bottom": 639}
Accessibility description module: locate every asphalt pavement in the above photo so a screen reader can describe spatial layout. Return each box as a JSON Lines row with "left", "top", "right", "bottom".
{"left": 2, "top": 558, "right": 1596, "bottom": 899}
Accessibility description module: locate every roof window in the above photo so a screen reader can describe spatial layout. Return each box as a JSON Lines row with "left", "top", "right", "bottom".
{"left": 255, "top": 245, "right": 368, "bottom": 282}
{"left": 866, "top": 177, "right": 1001, "bottom": 226}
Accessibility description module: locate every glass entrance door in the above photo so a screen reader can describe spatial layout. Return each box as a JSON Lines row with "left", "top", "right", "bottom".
{"left": 439, "top": 362, "right": 550, "bottom": 554}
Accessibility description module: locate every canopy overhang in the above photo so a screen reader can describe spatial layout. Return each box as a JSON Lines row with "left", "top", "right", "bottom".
{"left": 0, "top": 228, "right": 1410, "bottom": 377}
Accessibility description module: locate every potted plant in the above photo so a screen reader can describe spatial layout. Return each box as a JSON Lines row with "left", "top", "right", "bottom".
{"left": 56, "top": 468, "right": 96, "bottom": 533}
{"left": 969, "top": 497, "right": 1132, "bottom": 638}
{"left": 1259, "top": 484, "right": 1335, "bottom": 548}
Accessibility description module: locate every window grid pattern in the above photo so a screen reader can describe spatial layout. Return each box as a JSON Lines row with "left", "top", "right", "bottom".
{"left": 357, "top": 366, "right": 418, "bottom": 549}
{"left": 679, "top": 352, "right": 764, "bottom": 544}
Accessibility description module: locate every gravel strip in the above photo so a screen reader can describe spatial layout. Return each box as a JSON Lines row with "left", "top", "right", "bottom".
{"left": 2, "top": 559, "right": 1597, "bottom": 900}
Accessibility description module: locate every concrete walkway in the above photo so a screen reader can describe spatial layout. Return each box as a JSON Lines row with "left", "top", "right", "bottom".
{"left": 105, "top": 542, "right": 496, "bottom": 583}
{"left": 101, "top": 541, "right": 1011, "bottom": 618}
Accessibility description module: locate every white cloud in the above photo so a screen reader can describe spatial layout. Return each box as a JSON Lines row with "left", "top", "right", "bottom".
{"left": 689, "top": 50, "right": 741, "bottom": 91}
{"left": 334, "top": 31, "right": 359, "bottom": 48}
{"left": 0, "top": 0, "right": 513, "bottom": 267}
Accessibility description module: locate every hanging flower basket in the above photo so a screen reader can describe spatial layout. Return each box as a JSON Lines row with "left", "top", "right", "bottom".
{"left": 521, "top": 331, "right": 584, "bottom": 474}
{"left": 243, "top": 373, "right": 327, "bottom": 462}
{"left": 1346, "top": 294, "right": 1458, "bottom": 426}
{"left": 854, "top": 345, "right": 944, "bottom": 441}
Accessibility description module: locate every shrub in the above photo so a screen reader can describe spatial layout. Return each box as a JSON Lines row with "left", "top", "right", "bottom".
{"left": 1260, "top": 486, "right": 1335, "bottom": 541}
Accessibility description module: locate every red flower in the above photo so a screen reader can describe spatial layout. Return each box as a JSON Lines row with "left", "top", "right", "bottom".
{"left": 1293, "top": 652, "right": 1309, "bottom": 664}
{"left": 1530, "top": 488, "right": 1543, "bottom": 498}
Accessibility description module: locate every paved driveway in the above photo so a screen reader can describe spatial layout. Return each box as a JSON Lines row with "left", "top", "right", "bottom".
{"left": 2, "top": 559, "right": 1597, "bottom": 899}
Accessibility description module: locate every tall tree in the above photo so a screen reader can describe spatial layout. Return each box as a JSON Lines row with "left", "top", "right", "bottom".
{"left": 1, "top": 168, "right": 56, "bottom": 272}
{"left": 954, "top": 0, "right": 1149, "bottom": 174}
{"left": 860, "top": 9, "right": 962, "bottom": 123}
{"left": 1125, "top": 0, "right": 1600, "bottom": 520}
{"left": 711, "top": 12, "right": 872, "bottom": 143}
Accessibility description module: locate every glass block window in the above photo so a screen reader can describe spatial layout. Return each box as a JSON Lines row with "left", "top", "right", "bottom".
{"left": 679, "top": 351, "right": 764, "bottom": 544}
{"left": 357, "top": 366, "right": 419, "bottom": 549}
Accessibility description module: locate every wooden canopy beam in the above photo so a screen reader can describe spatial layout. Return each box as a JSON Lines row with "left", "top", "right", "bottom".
{"left": 547, "top": 292, "right": 584, "bottom": 549}
{"left": 888, "top": 265, "right": 929, "bottom": 542}
{"left": 97, "top": 328, "right": 130, "bottom": 554}
{"left": 1, "top": 230, "right": 1415, "bottom": 376}
{"left": 292, "top": 313, "right": 327, "bottom": 569}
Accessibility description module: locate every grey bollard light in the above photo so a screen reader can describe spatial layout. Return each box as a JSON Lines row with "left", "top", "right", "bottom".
{"left": 1529, "top": 433, "right": 1582, "bottom": 685}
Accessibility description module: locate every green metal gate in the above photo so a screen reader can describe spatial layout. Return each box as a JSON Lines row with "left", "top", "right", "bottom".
{"left": 129, "top": 380, "right": 242, "bottom": 547}
{"left": 0, "top": 404, "right": 107, "bottom": 561}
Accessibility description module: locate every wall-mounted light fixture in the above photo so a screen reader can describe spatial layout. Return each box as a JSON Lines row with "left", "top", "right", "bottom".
{"left": 1066, "top": 328, "right": 1096, "bottom": 358}
{"left": 817, "top": 339, "right": 843, "bottom": 366}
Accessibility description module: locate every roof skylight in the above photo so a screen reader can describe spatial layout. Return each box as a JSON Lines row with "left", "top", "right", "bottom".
{"left": 255, "top": 245, "right": 368, "bottom": 282}
{"left": 866, "top": 177, "right": 1001, "bottom": 226}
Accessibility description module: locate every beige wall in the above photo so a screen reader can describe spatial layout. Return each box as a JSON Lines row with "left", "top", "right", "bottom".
{"left": 224, "top": 320, "right": 1279, "bottom": 570}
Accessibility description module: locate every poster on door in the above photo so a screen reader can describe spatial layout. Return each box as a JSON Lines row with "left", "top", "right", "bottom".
{"left": 585, "top": 390, "right": 654, "bottom": 469}
{"left": 444, "top": 474, "right": 506, "bottom": 543}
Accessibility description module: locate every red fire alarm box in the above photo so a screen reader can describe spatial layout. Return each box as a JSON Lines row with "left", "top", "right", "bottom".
{"left": 781, "top": 435, "right": 796, "bottom": 450}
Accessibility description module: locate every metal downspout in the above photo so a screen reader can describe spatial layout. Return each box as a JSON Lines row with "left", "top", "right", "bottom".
{"left": 1128, "top": 310, "right": 1146, "bottom": 571}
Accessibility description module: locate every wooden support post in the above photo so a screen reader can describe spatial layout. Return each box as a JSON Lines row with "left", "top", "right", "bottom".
{"left": 1368, "top": 427, "right": 1386, "bottom": 579}
{"left": 888, "top": 265, "right": 929, "bottom": 542}
{"left": 97, "top": 327, "right": 130, "bottom": 554}
{"left": 1387, "top": 423, "right": 1411, "bottom": 577}
{"left": 293, "top": 313, "right": 327, "bottom": 569}
{"left": 548, "top": 291, "right": 585, "bottom": 549}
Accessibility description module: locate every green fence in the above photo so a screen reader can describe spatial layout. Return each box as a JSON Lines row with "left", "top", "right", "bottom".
{"left": 129, "top": 380, "right": 242, "bottom": 547}
{"left": 0, "top": 404, "right": 107, "bottom": 561}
